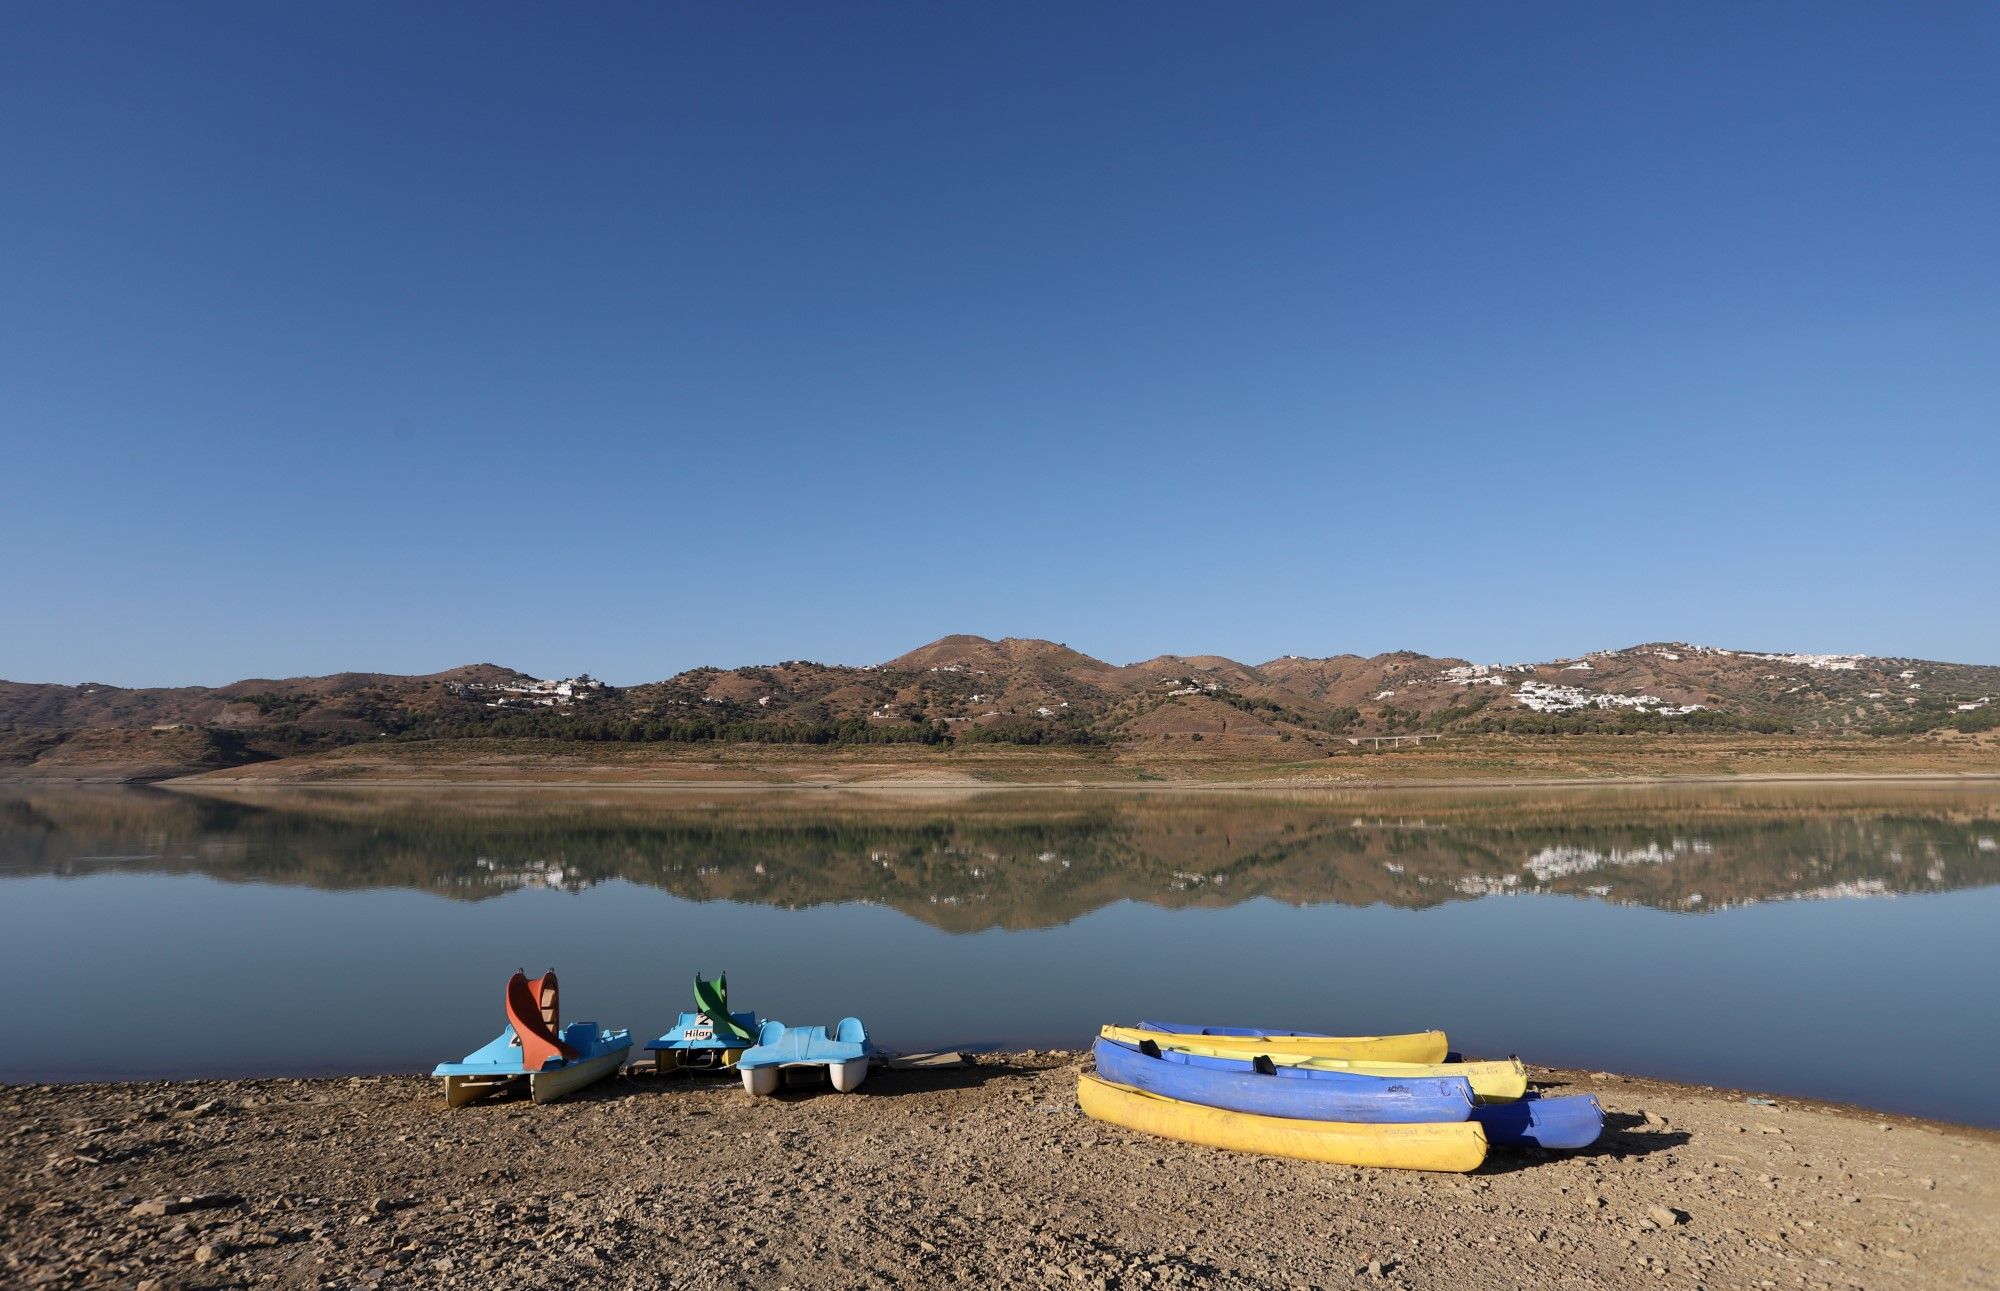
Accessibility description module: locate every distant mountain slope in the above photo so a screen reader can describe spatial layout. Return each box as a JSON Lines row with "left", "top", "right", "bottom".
{"left": 4, "top": 636, "right": 1996, "bottom": 777}
{"left": 0, "top": 664, "right": 532, "bottom": 732}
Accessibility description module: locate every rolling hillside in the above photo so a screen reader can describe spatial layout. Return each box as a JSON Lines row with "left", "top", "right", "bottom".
{"left": 3, "top": 636, "right": 1997, "bottom": 778}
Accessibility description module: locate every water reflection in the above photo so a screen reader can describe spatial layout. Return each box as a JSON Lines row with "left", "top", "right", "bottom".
{"left": 6, "top": 784, "right": 2000, "bottom": 1121}
{"left": 3, "top": 783, "right": 1997, "bottom": 930}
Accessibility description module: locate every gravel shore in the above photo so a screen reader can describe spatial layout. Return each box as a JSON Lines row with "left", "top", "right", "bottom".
{"left": 4, "top": 1056, "right": 1995, "bottom": 1290}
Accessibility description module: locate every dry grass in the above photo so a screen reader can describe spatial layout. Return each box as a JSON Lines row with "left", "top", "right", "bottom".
{"left": 163, "top": 732, "right": 2000, "bottom": 789}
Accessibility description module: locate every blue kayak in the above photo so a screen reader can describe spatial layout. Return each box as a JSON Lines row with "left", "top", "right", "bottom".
{"left": 1469, "top": 1094, "right": 1604, "bottom": 1150}
{"left": 1140, "top": 1043, "right": 1603, "bottom": 1148}
{"left": 1093, "top": 1037, "right": 1474, "bottom": 1124}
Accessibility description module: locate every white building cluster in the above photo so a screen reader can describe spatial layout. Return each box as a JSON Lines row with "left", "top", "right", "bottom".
{"left": 1744, "top": 652, "right": 1867, "bottom": 671}
{"left": 468, "top": 856, "right": 597, "bottom": 893}
{"left": 1513, "top": 680, "right": 1702, "bottom": 716}
{"left": 1436, "top": 663, "right": 1529, "bottom": 686}
{"left": 1523, "top": 838, "right": 1710, "bottom": 882}
{"left": 448, "top": 674, "right": 607, "bottom": 710}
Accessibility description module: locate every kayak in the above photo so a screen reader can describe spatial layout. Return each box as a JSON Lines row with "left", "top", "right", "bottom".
{"left": 1132, "top": 1021, "right": 1448, "bottom": 1065}
{"left": 1103, "top": 1028, "right": 1527, "bottom": 1101}
{"left": 1117, "top": 1041, "right": 1595, "bottom": 1148}
{"left": 1094, "top": 1036, "right": 1474, "bottom": 1124}
{"left": 1471, "top": 1094, "right": 1604, "bottom": 1150}
{"left": 1077, "top": 1073, "right": 1487, "bottom": 1173}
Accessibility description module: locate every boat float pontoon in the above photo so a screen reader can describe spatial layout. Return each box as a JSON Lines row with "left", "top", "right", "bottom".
{"left": 737, "top": 1017, "right": 872, "bottom": 1096}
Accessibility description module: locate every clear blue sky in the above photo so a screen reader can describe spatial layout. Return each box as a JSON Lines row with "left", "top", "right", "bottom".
{"left": 4, "top": 4, "right": 1995, "bottom": 686}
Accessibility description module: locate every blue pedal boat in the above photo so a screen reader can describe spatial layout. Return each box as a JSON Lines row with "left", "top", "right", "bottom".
{"left": 432, "top": 970, "right": 631, "bottom": 1107}
{"left": 737, "top": 1017, "right": 872, "bottom": 1096}
{"left": 1094, "top": 1036, "right": 1475, "bottom": 1124}
{"left": 644, "top": 973, "right": 761, "bottom": 1073}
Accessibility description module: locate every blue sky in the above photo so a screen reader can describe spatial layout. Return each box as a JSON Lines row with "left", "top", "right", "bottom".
{"left": 4, "top": 4, "right": 1995, "bottom": 686}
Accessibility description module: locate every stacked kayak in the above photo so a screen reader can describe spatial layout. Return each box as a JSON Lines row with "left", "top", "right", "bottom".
{"left": 1104, "top": 1025, "right": 1530, "bottom": 1100}
{"left": 1081, "top": 1022, "right": 1602, "bottom": 1169}
{"left": 1078, "top": 1075, "right": 1488, "bottom": 1173}
{"left": 1137, "top": 1020, "right": 1451, "bottom": 1064}
{"left": 1096, "top": 1036, "right": 1475, "bottom": 1124}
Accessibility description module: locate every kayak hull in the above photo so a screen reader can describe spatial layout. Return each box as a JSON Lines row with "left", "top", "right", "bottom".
{"left": 1106, "top": 1029, "right": 1527, "bottom": 1101}
{"left": 1471, "top": 1094, "right": 1604, "bottom": 1150}
{"left": 1136, "top": 1022, "right": 1448, "bottom": 1064}
{"left": 530, "top": 1042, "right": 630, "bottom": 1104}
{"left": 1094, "top": 1037, "right": 1474, "bottom": 1124}
{"left": 1077, "top": 1073, "right": 1487, "bottom": 1173}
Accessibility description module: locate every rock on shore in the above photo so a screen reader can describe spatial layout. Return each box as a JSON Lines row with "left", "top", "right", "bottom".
{"left": 3, "top": 1057, "right": 1994, "bottom": 1289}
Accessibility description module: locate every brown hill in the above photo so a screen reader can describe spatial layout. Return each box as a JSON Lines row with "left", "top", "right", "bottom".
{"left": 4, "top": 636, "right": 1997, "bottom": 779}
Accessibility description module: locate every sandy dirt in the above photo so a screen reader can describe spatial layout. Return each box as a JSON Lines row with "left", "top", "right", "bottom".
{"left": 4, "top": 1057, "right": 1994, "bottom": 1290}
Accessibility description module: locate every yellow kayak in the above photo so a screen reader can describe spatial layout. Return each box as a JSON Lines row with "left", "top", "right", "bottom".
{"left": 1077, "top": 1073, "right": 1487, "bottom": 1173}
{"left": 1104, "top": 1029, "right": 1527, "bottom": 1101}
{"left": 1105, "top": 1024, "right": 1448, "bottom": 1064}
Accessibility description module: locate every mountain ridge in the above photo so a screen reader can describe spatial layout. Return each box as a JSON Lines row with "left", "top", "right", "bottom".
{"left": 4, "top": 635, "right": 1997, "bottom": 779}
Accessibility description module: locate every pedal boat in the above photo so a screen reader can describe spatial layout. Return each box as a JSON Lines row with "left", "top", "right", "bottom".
{"left": 737, "top": 1017, "right": 871, "bottom": 1096}
{"left": 644, "top": 972, "right": 760, "bottom": 1073}
{"left": 1103, "top": 1028, "right": 1527, "bottom": 1101}
{"left": 1077, "top": 1073, "right": 1487, "bottom": 1173}
{"left": 433, "top": 971, "right": 631, "bottom": 1107}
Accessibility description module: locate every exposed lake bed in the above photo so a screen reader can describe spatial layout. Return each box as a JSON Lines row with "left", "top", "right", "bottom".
{"left": 6, "top": 1057, "right": 1996, "bottom": 1290}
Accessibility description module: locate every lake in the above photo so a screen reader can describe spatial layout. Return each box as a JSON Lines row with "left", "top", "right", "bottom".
{"left": 3, "top": 782, "right": 1996, "bottom": 1125}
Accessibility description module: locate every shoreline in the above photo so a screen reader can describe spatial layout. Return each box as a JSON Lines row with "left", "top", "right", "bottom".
{"left": 7, "top": 1056, "right": 1995, "bottom": 1289}
{"left": 94, "top": 768, "right": 2000, "bottom": 792}
{"left": 11, "top": 1062, "right": 1996, "bottom": 1138}
{"left": 8, "top": 731, "right": 1997, "bottom": 791}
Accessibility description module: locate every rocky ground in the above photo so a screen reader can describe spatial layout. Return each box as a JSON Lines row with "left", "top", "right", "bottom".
{"left": 3, "top": 1056, "right": 1995, "bottom": 1290}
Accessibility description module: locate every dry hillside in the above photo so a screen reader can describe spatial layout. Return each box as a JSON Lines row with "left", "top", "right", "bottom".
{"left": 4, "top": 636, "right": 1997, "bottom": 779}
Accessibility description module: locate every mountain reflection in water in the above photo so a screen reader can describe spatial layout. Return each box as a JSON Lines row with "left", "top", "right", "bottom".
{"left": 3, "top": 783, "right": 1996, "bottom": 932}
{"left": 6, "top": 782, "right": 2000, "bottom": 1122}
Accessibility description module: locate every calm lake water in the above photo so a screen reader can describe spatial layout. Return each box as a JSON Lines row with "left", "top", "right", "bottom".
{"left": 3, "top": 783, "right": 1997, "bottom": 1125}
